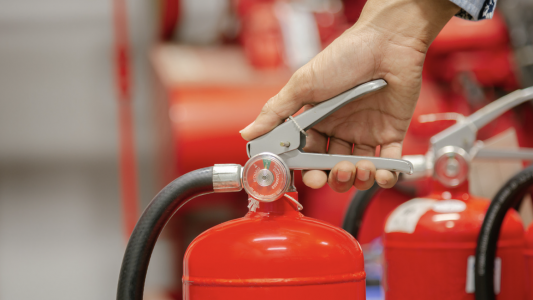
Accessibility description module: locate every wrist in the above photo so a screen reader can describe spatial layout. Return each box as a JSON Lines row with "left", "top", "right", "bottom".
{"left": 351, "top": 0, "right": 460, "bottom": 53}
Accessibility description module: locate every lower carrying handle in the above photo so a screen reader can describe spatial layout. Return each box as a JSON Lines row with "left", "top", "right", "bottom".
{"left": 279, "top": 150, "right": 414, "bottom": 175}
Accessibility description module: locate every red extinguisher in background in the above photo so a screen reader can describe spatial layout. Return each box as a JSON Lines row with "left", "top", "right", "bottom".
{"left": 116, "top": 80, "right": 414, "bottom": 299}
{"left": 382, "top": 87, "right": 533, "bottom": 299}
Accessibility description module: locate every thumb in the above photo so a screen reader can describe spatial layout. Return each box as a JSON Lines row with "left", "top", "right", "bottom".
{"left": 240, "top": 70, "right": 314, "bottom": 141}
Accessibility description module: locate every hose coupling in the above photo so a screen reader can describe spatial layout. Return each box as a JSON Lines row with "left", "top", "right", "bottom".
{"left": 213, "top": 164, "right": 243, "bottom": 192}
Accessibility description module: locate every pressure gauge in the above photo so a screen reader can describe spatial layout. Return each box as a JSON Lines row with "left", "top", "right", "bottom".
{"left": 434, "top": 146, "right": 470, "bottom": 187}
{"left": 242, "top": 152, "right": 291, "bottom": 202}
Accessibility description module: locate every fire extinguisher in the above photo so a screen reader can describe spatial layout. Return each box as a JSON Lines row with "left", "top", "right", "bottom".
{"left": 382, "top": 87, "right": 533, "bottom": 299}
{"left": 116, "top": 80, "right": 415, "bottom": 299}
{"left": 475, "top": 165, "right": 533, "bottom": 300}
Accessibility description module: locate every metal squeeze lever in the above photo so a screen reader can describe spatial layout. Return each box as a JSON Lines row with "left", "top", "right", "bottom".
{"left": 241, "top": 79, "right": 414, "bottom": 203}
{"left": 404, "top": 86, "right": 533, "bottom": 185}
{"left": 430, "top": 86, "right": 533, "bottom": 157}
{"left": 246, "top": 79, "right": 414, "bottom": 175}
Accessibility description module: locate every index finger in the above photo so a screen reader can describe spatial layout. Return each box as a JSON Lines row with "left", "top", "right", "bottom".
{"left": 240, "top": 70, "right": 314, "bottom": 141}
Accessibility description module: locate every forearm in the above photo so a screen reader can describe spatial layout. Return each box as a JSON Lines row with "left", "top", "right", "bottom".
{"left": 351, "top": 0, "right": 461, "bottom": 53}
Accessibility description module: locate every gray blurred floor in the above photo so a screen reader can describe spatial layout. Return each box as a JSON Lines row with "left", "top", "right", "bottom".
{"left": 0, "top": 0, "right": 172, "bottom": 299}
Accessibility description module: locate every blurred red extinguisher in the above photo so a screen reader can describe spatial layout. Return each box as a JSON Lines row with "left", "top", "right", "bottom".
{"left": 159, "top": 0, "right": 180, "bottom": 40}
{"left": 383, "top": 87, "right": 533, "bottom": 299}
{"left": 235, "top": 0, "right": 350, "bottom": 70}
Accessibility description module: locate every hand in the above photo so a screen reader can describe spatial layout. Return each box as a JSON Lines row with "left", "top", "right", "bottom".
{"left": 241, "top": 0, "right": 459, "bottom": 192}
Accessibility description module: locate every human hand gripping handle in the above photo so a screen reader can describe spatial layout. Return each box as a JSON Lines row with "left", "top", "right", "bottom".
{"left": 240, "top": 0, "right": 460, "bottom": 192}
{"left": 246, "top": 80, "right": 413, "bottom": 174}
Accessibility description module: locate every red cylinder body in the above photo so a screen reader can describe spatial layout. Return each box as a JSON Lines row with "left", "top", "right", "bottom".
{"left": 525, "top": 223, "right": 533, "bottom": 300}
{"left": 183, "top": 193, "right": 366, "bottom": 299}
{"left": 383, "top": 182, "right": 526, "bottom": 300}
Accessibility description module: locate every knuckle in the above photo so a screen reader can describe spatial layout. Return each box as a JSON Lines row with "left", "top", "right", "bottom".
{"left": 289, "top": 67, "right": 315, "bottom": 102}
{"left": 260, "top": 96, "right": 275, "bottom": 115}
{"left": 354, "top": 144, "right": 375, "bottom": 154}
{"left": 329, "top": 138, "right": 353, "bottom": 150}
{"left": 259, "top": 95, "right": 285, "bottom": 120}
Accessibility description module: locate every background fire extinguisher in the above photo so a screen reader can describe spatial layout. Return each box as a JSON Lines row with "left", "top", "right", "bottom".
{"left": 381, "top": 87, "right": 533, "bottom": 299}
{"left": 383, "top": 179, "right": 525, "bottom": 299}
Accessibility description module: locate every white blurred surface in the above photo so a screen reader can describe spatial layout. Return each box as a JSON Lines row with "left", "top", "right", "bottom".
{"left": 0, "top": 0, "right": 171, "bottom": 299}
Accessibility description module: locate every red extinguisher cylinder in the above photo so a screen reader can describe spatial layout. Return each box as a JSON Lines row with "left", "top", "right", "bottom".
{"left": 383, "top": 184, "right": 525, "bottom": 300}
{"left": 183, "top": 193, "right": 367, "bottom": 299}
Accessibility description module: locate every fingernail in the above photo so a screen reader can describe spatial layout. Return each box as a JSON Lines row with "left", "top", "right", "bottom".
{"left": 357, "top": 168, "right": 370, "bottom": 181}
{"left": 377, "top": 179, "right": 388, "bottom": 186}
{"left": 239, "top": 121, "right": 254, "bottom": 133}
{"left": 337, "top": 170, "right": 352, "bottom": 182}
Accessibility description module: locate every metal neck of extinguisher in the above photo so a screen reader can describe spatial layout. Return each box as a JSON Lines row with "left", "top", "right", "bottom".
{"left": 251, "top": 194, "right": 303, "bottom": 216}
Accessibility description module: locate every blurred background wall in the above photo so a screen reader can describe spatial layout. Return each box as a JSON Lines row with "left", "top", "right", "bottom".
{"left": 0, "top": 0, "right": 170, "bottom": 299}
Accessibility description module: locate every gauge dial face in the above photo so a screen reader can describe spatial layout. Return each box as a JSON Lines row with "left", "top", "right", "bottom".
{"left": 243, "top": 153, "right": 290, "bottom": 202}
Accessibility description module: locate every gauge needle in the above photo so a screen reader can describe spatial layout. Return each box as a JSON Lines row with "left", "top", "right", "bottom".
{"left": 263, "top": 159, "right": 271, "bottom": 170}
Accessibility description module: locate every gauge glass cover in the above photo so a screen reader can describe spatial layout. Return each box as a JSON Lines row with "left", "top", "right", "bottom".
{"left": 243, "top": 153, "right": 290, "bottom": 202}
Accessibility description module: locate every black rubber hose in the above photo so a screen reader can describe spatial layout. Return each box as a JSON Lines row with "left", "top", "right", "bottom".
{"left": 342, "top": 181, "right": 417, "bottom": 239}
{"left": 117, "top": 167, "right": 214, "bottom": 300}
{"left": 475, "top": 165, "right": 533, "bottom": 300}
{"left": 342, "top": 183, "right": 381, "bottom": 238}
